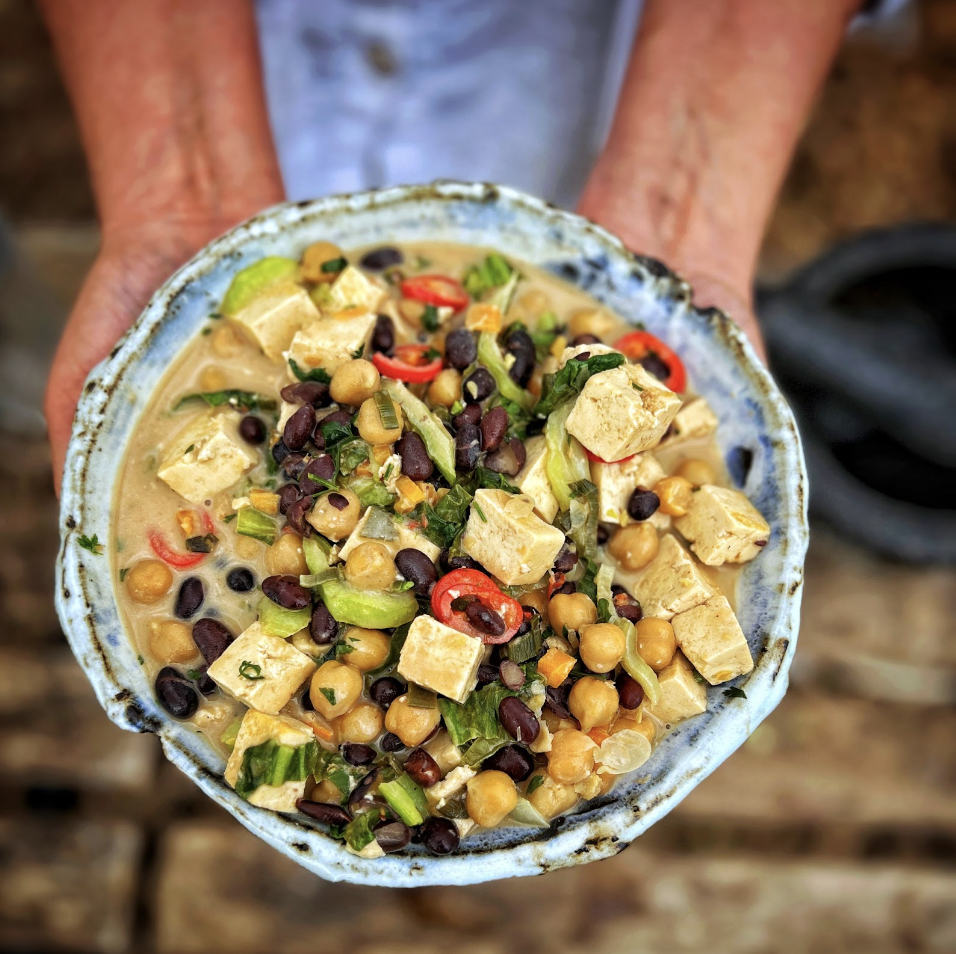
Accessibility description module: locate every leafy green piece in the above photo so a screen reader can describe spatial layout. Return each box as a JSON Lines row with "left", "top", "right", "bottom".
{"left": 239, "top": 660, "right": 265, "bottom": 681}
{"left": 509, "top": 797, "right": 550, "bottom": 828}
{"left": 338, "top": 439, "right": 370, "bottom": 474}
{"left": 414, "top": 483, "right": 473, "bottom": 548}
{"left": 526, "top": 774, "right": 545, "bottom": 796}
{"left": 568, "top": 480, "right": 599, "bottom": 562}
{"left": 220, "top": 256, "right": 298, "bottom": 316}
{"left": 379, "top": 774, "right": 428, "bottom": 826}
{"left": 78, "top": 534, "right": 103, "bottom": 555}
{"left": 320, "top": 256, "right": 348, "bottom": 273}
{"left": 257, "top": 596, "right": 312, "bottom": 638}
{"left": 462, "top": 734, "right": 513, "bottom": 767}
{"left": 470, "top": 467, "right": 520, "bottom": 494}
{"left": 236, "top": 507, "right": 276, "bottom": 545}
{"left": 185, "top": 533, "right": 218, "bottom": 553}
{"left": 504, "top": 618, "right": 545, "bottom": 664}
{"left": 723, "top": 686, "right": 747, "bottom": 700}
{"left": 318, "top": 579, "right": 418, "bottom": 629}
{"left": 174, "top": 390, "right": 276, "bottom": 413}
{"left": 361, "top": 506, "right": 400, "bottom": 540}
{"left": 534, "top": 351, "right": 625, "bottom": 418}
{"left": 314, "top": 748, "right": 367, "bottom": 797}
{"left": 422, "top": 304, "right": 441, "bottom": 332}
{"left": 407, "top": 684, "right": 438, "bottom": 709}
{"left": 545, "top": 401, "right": 590, "bottom": 511}
{"left": 347, "top": 475, "right": 396, "bottom": 508}
{"left": 343, "top": 809, "right": 386, "bottom": 851}
{"left": 220, "top": 719, "right": 242, "bottom": 749}
{"left": 438, "top": 682, "right": 515, "bottom": 747}
{"left": 476, "top": 333, "right": 535, "bottom": 412}
{"left": 463, "top": 252, "right": 514, "bottom": 298}
{"left": 302, "top": 536, "right": 332, "bottom": 575}
{"left": 234, "top": 738, "right": 318, "bottom": 799}
{"left": 382, "top": 379, "right": 456, "bottom": 483}
{"left": 320, "top": 419, "right": 353, "bottom": 446}
{"left": 621, "top": 618, "right": 662, "bottom": 707}
{"left": 319, "top": 687, "right": 337, "bottom": 706}
{"left": 288, "top": 359, "right": 332, "bottom": 384}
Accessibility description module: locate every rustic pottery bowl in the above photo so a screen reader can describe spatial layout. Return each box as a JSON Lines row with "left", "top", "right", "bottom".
{"left": 56, "top": 181, "right": 808, "bottom": 886}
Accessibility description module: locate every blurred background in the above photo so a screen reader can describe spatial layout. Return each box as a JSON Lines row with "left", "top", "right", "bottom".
{"left": 1, "top": 0, "right": 956, "bottom": 951}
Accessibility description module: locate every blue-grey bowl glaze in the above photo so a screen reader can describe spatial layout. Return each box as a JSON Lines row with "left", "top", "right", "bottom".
{"left": 56, "top": 181, "right": 807, "bottom": 886}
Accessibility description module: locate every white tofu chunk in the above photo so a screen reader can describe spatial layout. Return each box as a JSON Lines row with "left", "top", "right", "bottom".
{"left": 158, "top": 409, "right": 258, "bottom": 504}
{"left": 347, "top": 839, "right": 386, "bottom": 859}
{"left": 336, "top": 508, "right": 441, "bottom": 563}
{"left": 424, "top": 765, "right": 476, "bottom": 811}
{"left": 592, "top": 452, "right": 669, "bottom": 530}
{"left": 398, "top": 616, "right": 484, "bottom": 704}
{"left": 672, "top": 594, "right": 754, "bottom": 685}
{"left": 224, "top": 710, "right": 315, "bottom": 811}
{"left": 286, "top": 312, "right": 376, "bottom": 375}
{"left": 514, "top": 435, "right": 559, "bottom": 523}
{"left": 659, "top": 396, "right": 719, "bottom": 446}
{"left": 207, "top": 622, "right": 317, "bottom": 714}
{"left": 276, "top": 400, "right": 298, "bottom": 434}
{"left": 229, "top": 281, "right": 322, "bottom": 361}
{"left": 675, "top": 484, "right": 770, "bottom": 565}
{"left": 645, "top": 651, "right": 708, "bottom": 726}
{"left": 566, "top": 363, "right": 681, "bottom": 461}
{"left": 454, "top": 818, "right": 478, "bottom": 841}
{"left": 461, "top": 489, "right": 565, "bottom": 586}
{"left": 557, "top": 343, "right": 622, "bottom": 368}
{"left": 424, "top": 729, "right": 463, "bottom": 775}
{"left": 325, "top": 265, "right": 386, "bottom": 314}
{"left": 631, "top": 534, "right": 716, "bottom": 620}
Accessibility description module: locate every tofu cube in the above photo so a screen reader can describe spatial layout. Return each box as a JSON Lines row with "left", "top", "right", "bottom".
{"left": 592, "top": 452, "right": 669, "bottom": 530}
{"left": 424, "top": 729, "right": 463, "bottom": 775}
{"left": 398, "top": 615, "right": 484, "bottom": 703}
{"left": 631, "top": 534, "right": 716, "bottom": 620}
{"left": 207, "top": 622, "right": 317, "bottom": 714}
{"left": 224, "top": 710, "right": 315, "bottom": 811}
{"left": 514, "top": 435, "right": 559, "bottom": 523}
{"left": 660, "top": 396, "right": 719, "bottom": 446}
{"left": 336, "top": 508, "right": 441, "bottom": 563}
{"left": 645, "top": 651, "right": 708, "bottom": 726}
{"left": 461, "top": 489, "right": 566, "bottom": 586}
{"left": 286, "top": 312, "right": 376, "bottom": 375}
{"left": 566, "top": 363, "right": 681, "bottom": 461}
{"left": 672, "top": 594, "right": 753, "bottom": 685}
{"left": 425, "top": 765, "right": 476, "bottom": 811}
{"left": 325, "top": 265, "right": 386, "bottom": 314}
{"left": 675, "top": 484, "right": 770, "bottom": 565}
{"left": 158, "top": 409, "right": 258, "bottom": 504}
{"left": 557, "top": 343, "right": 622, "bottom": 368}
{"left": 229, "top": 281, "right": 322, "bottom": 361}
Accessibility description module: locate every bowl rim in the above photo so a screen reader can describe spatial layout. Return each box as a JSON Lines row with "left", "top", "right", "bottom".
{"left": 56, "top": 180, "right": 808, "bottom": 885}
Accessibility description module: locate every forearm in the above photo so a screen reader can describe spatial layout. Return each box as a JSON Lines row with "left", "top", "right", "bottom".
{"left": 581, "top": 0, "right": 862, "bottom": 300}
{"left": 39, "top": 0, "right": 284, "bottom": 248}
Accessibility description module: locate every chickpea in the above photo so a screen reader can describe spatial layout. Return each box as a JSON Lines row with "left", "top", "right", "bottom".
{"left": 384, "top": 694, "right": 441, "bottom": 747}
{"left": 306, "top": 488, "right": 361, "bottom": 541}
{"left": 211, "top": 322, "right": 246, "bottom": 357}
{"left": 579, "top": 623, "right": 626, "bottom": 674}
{"left": 547, "top": 728, "right": 596, "bottom": 786}
{"left": 310, "top": 661, "right": 363, "bottom": 719}
{"left": 518, "top": 289, "right": 552, "bottom": 320}
{"left": 635, "top": 617, "right": 677, "bottom": 672}
{"left": 466, "top": 770, "right": 518, "bottom": 828}
{"left": 427, "top": 368, "right": 462, "bottom": 408}
{"left": 199, "top": 367, "right": 228, "bottom": 392}
{"left": 527, "top": 773, "right": 580, "bottom": 819}
{"left": 612, "top": 713, "right": 657, "bottom": 745}
{"left": 147, "top": 619, "right": 197, "bottom": 664}
{"left": 398, "top": 298, "right": 427, "bottom": 327}
{"left": 675, "top": 458, "right": 717, "bottom": 487}
{"left": 344, "top": 542, "right": 397, "bottom": 591}
{"left": 568, "top": 308, "right": 618, "bottom": 342}
{"left": 235, "top": 536, "right": 262, "bottom": 560}
{"left": 125, "top": 559, "right": 173, "bottom": 604}
{"left": 655, "top": 475, "right": 694, "bottom": 517}
{"left": 519, "top": 587, "right": 549, "bottom": 617}
{"left": 340, "top": 627, "right": 391, "bottom": 671}
{"left": 266, "top": 532, "right": 308, "bottom": 576}
{"left": 301, "top": 240, "right": 344, "bottom": 283}
{"left": 335, "top": 702, "right": 384, "bottom": 744}
{"left": 356, "top": 395, "right": 404, "bottom": 445}
{"left": 608, "top": 523, "right": 659, "bottom": 571}
{"left": 569, "top": 676, "right": 619, "bottom": 732}
{"left": 548, "top": 592, "right": 597, "bottom": 634}
{"left": 330, "top": 359, "right": 381, "bottom": 407}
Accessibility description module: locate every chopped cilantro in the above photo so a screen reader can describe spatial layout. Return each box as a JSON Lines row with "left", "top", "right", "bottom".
{"left": 137, "top": 654, "right": 145, "bottom": 665}
{"left": 186, "top": 668, "right": 204, "bottom": 681}
{"left": 288, "top": 359, "right": 332, "bottom": 384}
{"left": 474, "top": 502, "right": 487, "bottom": 523}
{"left": 723, "top": 686, "right": 747, "bottom": 699}
{"left": 534, "top": 352, "right": 625, "bottom": 417}
{"left": 119, "top": 567, "right": 129, "bottom": 582}
{"left": 320, "top": 687, "right": 337, "bottom": 706}
{"left": 184, "top": 444, "right": 196, "bottom": 454}
{"left": 632, "top": 382, "right": 645, "bottom": 392}
{"left": 526, "top": 774, "right": 545, "bottom": 796}
{"left": 239, "top": 660, "right": 265, "bottom": 681}
{"left": 422, "top": 304, "right": 441, "bottom": 332}
{"left": 224, "top": 513, "right": 237, "bottom": 523}
{"left": 78, "top": 534, "right": 103, "bottom": 555}
{"left": 351, "top": 345, "right": 365, "bottom": 359}
{"left": 320, "top": 256, "right": 348, "bottom": 273}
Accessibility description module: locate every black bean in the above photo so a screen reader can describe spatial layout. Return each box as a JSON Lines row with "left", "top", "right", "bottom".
{"left": 299, "top": 454, "right": 335, "bottom": 493}
{"left": 285, "top": 495, "right": 314, "bottom": 536}
{"left": 463, "top": 367, "right": 495, "bottom": 403}
{"left": 483, "top": 744, "right": 535, "bottom": 782}
{"left": 370, "top": 677, "right": 404, "bottom": 709}
{"left": 445, "top": 327, "right": 478, "bottom": 370}
{"left": 476, "top": 663, "right": 499, "bottom": 687}
{"left": 552, "top": 581, "right": 576, "bottom": 596}
{"left": 455, "top": 423, "right": 481, "bottom": 472}
{"left": 419, "top": 817, "right": 460, "bottom": 856}
{"left": 310, "top": 603, "right": 337, "bottom": 644}
{"left": 616, "top": 672, "right": 645, "bottom": 710}
{"left": 226, "top": 567, "right": 255, "bottom": 592}
{"left": 318, "top": 409, "right": 353, "bottom": 428}
{"left": 480, "top": 406, "right": 509, "bottom": 452}
{"left": 597, "top": 524, "right": 610, "bottom": 546}
{"left": 395, "top": 548, "right": 437, "bottom": 595}
{"left": 296, "top": 800, "right": 352, "bottom": 826}
{"left": 440, "top": 549, "right": 484, "bottom": 574}
{"left": 374, "top": 820, "right": 411, "bottom": 853}
{"left": 545, "top": 683, "right": 572, "bottom": 720}
{"left": 302, "top": 686, "right": 314, "bottom": 710}
{"left": 155, "top": 667, "right": 199, "bottom": 719}
{"left": 348, "top": 769, "right": 380, "bottom": 812}
{"left": 174, "top": 577, "right": 204, "bottom": 619}
{"left": 360, "top": 246, "right": 404, "bottom": 271}
{"left": 397, "top": 432, "right": 434, "bottom": 481}
{"left": 627, "top": 488, "right": 660, "bottom": 521}
{"left": 640, "top": 353, "right": 671, "bottom": 382}
{"left": 370, "top": 314, "right": 395, "bottom": 355}
{"left": 498, "top": 696, "right": 539, "bottom": 744}
{"left": 484, "top": 437, "right": 526, "bottom": 476}
{"left": 404, "top": 748, "right": 441, "bottom": 788}
{"left": 281, "top": 452, "right": 308, "bottom": 480}
{"left": 504, "top": 328, "right": 535, "bottom": 387}
{"left": 571, "top": 333, "right": 602, "bottom": 346}
{"left": 278, "top": 483, "right": 301, "bottom": 515}
{"left": 328, "top": 492, "right": 349, "bottom": 511}
{"left": 271, "top": 440, "right": 292, "bottom": 466}
{"left": 466, "top": 600, "right": 505, "bottom": 637}
{"left": 452, "top": 402, "right": 482, "bottom": 429}
{"left": 239, "top": 415, "right": 267, "bottom": 445}
{"left": 281, "top": 381, "right": 331, "bottom": 407}
{"left": 341, "top": 742, "right": 376, "bottom": 766}
{"left": 191, "top": 618, "right": 234, "bottom": 664}
{"left": 283, "top": 404, "right": 316, "bottom": 451}
{"left": 574, "top": 352, "right": 590, "bottom": 362}
{"left": 380, "top": 732, "right": 406, "bottom": 752}
{"left": 195, "top": 668, "right": 217, "bottom": 695}
{"left": 617, "top": 602, "right": 643, "bottom": 624}
{"left": 553, "top": 543, "right": 578, "bottom": 574}
{"left": 262, "top": 574, "right": 312, "bottom": 610}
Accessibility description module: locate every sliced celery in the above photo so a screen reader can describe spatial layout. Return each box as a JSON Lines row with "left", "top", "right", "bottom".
{"left": 257, "top": 596, "right": 311, "bottom": 638}
{"left": 317, "top": 579, "right": 418, "bottom": 629}
{"left": 236, "top": 507, "right": 277, "bottom": 545}
{"left": 382, "top": 379, "right": 456, "bottom": 483}
{"left": 477, "top": 333, "right": 535, "bottom": 412}
{"left": 302, "top": 536, "right": 331, "bottom": 575}
{"left": 545, "top": 401, "right": 590, "bottom": 511}
{"left": 220, "top": 256, "right": 298, "bottom": 316}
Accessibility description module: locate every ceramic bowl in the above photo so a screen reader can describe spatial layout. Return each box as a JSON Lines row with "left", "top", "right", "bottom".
{"left": 56, "top": 181, "right": 808, "bottom": 886}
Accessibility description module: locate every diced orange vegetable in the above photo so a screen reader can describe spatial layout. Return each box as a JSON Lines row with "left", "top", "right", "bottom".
{"left": 587, "top": 727, "right": 611, "bottom": 747}
{"left": 176, "top": 509, "right": 203, "bottom": 537}
{"left": 539, "top": 647, "right": 576, "bottom": 689}
{"left": 396, "top": 476, "right": 425, "bottom": 504}
{"left": 465, "top": 302, "right": 502, "bottom": 333}
{"left": 249, "top": 490, "right": 280, "bottom": 516}
{"left": 372, "top": 444, "right": 392, "bottom": 465}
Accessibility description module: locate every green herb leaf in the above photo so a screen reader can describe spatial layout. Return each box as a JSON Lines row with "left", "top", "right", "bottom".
{"left": 78, "top": 534, "right": 103, "bottom": 555}
{"left": 288, "top": 359, "right": 332, "bottom": 384}
{"left": 343, "top": 808, "right": 386, "bottom": 851}
{"left": 414, "top": 483, "right": 473, "bottom": 548}
{"left": 186, "top": 668, "right": 204, "bottom": 681}
{"left": 119, "top": 567, "right": 129, "bottom": 582}
{"left": 422, "top": 304, "right": 441, "bottom": 332}
{"left": 239, "top": 660, "right": 265, "bottom": 681}
{"left": 474, "top": 502, "right": 487, "bottom": 523}
{"left": 321, "top": 256, "right": 348, "bottom": 273}
{"left": 463, "top": 253, "right": 514, "bottom": 299}
{"left": 137, "top": 654, "right": 145, "bottom": 665}
{"left": 185, "top": 533, "right": 218, "bottom": 553}
{"left": 320, "top": 687, "right": 337, "bottom": 706}
{"left": 526, "top": 774, "right": 545, "bottom": 796}
{"left": 321, "top": 419, "right": 353, "bottom": 446}
{"left": 223, "top": 513, "right": 237, "bottom": 523}
{"left": 535, "top": 352, "right": 625, "bottom": 418}
{"left": 351, "top": 345, "right": 365, "bottom": 359}
{"left": 174, "top": 390, "right": 276, "bottom": 413}
{"left": 471, "top": 467, "right": 520, "bottom": 494}
{"left": 438, "top": 682, "right": 516, "bottom": 747}
{"left": 723, "top": 686, "right": 747, "bottom": 699}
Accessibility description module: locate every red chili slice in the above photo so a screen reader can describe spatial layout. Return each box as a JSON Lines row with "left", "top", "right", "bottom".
{"left": 400, "top": 275, "right": 469, "bottom": 311}
{"left": 431, "top": 568, "right": 523, "bottom": 644}
{"left": 372, "top": 344, "right": 443, "bottom": 384}
{"left": 615, "top": 331, "right": 687, "bottom": 393}
{"left": 585, "top": 449, "right": 636, "bottom": 465}
{"left": 147, "top": 529, "right": 206, "bottom": 568}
